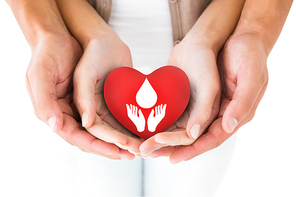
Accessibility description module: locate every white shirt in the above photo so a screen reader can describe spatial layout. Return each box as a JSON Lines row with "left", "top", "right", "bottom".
{"left": 109, "top": 0, "right": 174, "bottom": 74}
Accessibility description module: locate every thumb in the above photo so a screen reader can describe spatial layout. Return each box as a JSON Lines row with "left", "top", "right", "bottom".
{"left": 73, "top": 66, "right": 97, "bottom": 128}
{"left": 26, "top": 71, "right": 63, "bottom": 133}
{"left": 222, "top": 73, "right": 268, "bottom": 133}
{"left": 186, "top": 84, "right": 220, "bottom": 140}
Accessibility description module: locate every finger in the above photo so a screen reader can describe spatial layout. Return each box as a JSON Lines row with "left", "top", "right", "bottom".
{"left": 73, "top": 62, "right": 97, "bottom": 128}
{"left": 154, "top": 129, "right": 195, "bottom": 146}
{"left": 140, "top": 129, "right": 195, "bottom": 157}
{"left": 222, "top": 71, "right": 268, "bottom": 133}
{"left": 118, "top": 149, "right": 136, "bottom": 160}
{"left": 86, "top": 114, "right": 129, "bottom": 145}
{"left": 230, "top": 81, "right": 268, "bottom": 132}
{"left": 169, "top": 118, "right": 232, "bottom": 164}
{"left": 99, "top": 110, "right": 142, "bottom": 154}
{"left": 186, "top": 82, "right": 220, "bottom": 140}
{"left": 139, "top": 136, "right": 165, "bottom": 157}
{"left": 56, "top": 113, "right": 121, "bottom": 157}
{"left": 150, "top": 146, "right": 177, "bottom": 158}
{"left": 26, "top": 69, "right": 63, "bottom": 132}
{"left": 168, "top": 83, "right": 268, "bottom": 164}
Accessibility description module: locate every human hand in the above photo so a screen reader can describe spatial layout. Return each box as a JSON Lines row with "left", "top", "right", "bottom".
{"left": 151, "top": 33, "right": 269, "bottom": 163}
{"left": 26, "top": 33, "right": 81, "bottom": 133}
{"left": 73, "top": 33, "right": 142, "bottom": 157}
{"left": 140, "top": 40, "right": 221, "bottom": 157}
{"left": 26, "top": 33, "right": 135, "bottom": 160}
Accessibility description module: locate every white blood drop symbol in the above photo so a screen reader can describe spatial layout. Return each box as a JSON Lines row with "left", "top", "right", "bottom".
{"left": 136, "top": 78, "right": 157, "bottom": 108}
{"left": 126, "top": 78, "right": 167, "bottom": 132}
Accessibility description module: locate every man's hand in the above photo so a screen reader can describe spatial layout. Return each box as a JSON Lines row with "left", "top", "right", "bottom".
{"left": 150, "top": 33, "right": 269, "bottom": 163}
{"left": 26, "top": 33, "right": 135, "bottom": 160}
{"left": 26, "top": 33, "right": 81, "bottom": 133}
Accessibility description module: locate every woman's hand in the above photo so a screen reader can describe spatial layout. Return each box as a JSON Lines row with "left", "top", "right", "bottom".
{"left": 139, "top": 40, "right": 221, "bottom": 158}
{"left": 54, "top": 0, "right": 141, "bottom": 158}
{"left": 73, "top": 33, "right": 142, "bottom": 158}
{"left": 139, "top": 0, "right": 245, "bottom": 160}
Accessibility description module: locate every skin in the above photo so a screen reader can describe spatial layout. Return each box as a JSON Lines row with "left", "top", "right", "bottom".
{"left": 7, "top": 0, "right": 293, "bottom": 162}
{"left": 139, "top": 0, "right": 246, "bottom": 157}
{"left": 55, "top": 0, "right": 245, "bottom": 158}
{"left": 7, "top": 0, "right": 136, "bottom": 160}
{"left": 148, "top": 0, "right": 294, "bottom": 163}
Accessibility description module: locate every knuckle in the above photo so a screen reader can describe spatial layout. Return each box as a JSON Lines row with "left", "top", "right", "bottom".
{"left": 213, "top": 140, "right": 223, "bottom": 149}
{"left": 79, "top": 147, "right": 90, "bottom": 153}
{"left": 201, "top": 109, "right": 212, "bottom": 123}
{"left": 65, "top": 134, "right": 75, "bottom": 147}
{"left": 242, "top": 102, "right": 253, "bottom": 115}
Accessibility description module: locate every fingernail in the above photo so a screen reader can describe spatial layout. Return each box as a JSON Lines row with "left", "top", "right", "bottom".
{"left": 150, "top": 153, "right": 161, "bottom": 158}
{"left": 115, "top": 143, "right": 126, "bottom": 149}
{"left": 142, "top": 152, "right": 152, "bottom": 158}
{"left": 190, "top": 124, "right": 200, "bottom": 139}
{"left": 227, "top": 117, "right": 238, "bottom": 133}
{"left": 119, "top": 155, "right": 129, "bottom": 160}
{"left": 82, "top": 112, "right": 89, "bottom": 127}
{"left": 48, "top": 117, "right": 56, "bottom": 131}
{"left": 170, "top": 158, "right": 182, "bottom": 164}
{"left": 128, "top": 150, "right": 141, "bottom": 157}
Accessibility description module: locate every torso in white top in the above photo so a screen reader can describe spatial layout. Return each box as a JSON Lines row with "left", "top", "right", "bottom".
{"left": 109, "top": 0, "right": 173, "bottom": 74}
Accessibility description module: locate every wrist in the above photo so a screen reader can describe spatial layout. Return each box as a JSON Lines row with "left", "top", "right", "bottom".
{"left": 78, "top": 25, "right": 118, "bottom": 50}
{"left": 234, "top": 19, "right": 275, "bottom": 56}
{"left": 181, "top": 0, "right": 245, "bottom": 57}
{"left": 233, "top": 0, "right": 293, "bottom": 56}
{"left": 181, "top": 30, "right": 221, "bottom": 57}
{"left": 9, "top": 0, "right": 69, "bottom": 48}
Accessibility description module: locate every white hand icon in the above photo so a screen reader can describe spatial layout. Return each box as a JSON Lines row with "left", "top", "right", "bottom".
{"left": 126, "top": 104, "right": 145, "bottom": 132}
{"left": 147, "top": 104, "right": 167, "bottom": 132}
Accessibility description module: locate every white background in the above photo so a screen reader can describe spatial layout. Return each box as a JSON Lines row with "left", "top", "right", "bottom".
{"left": 0, "top": 1, "right": 295, "bottom": 197}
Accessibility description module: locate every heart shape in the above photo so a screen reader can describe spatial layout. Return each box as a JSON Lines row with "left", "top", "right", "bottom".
{"left": 104, "top": 66, "right": 190, "bottom": 139}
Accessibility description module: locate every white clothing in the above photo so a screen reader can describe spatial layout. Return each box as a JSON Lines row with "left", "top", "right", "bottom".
{"left": 95, "top": 0, "right": 237, "bottom": 196}
{"left": 0, "top": 1, "right": 237, "bottom": 197}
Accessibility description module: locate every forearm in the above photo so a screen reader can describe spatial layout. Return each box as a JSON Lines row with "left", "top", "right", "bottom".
{"left": 7, "top": 0, "right": 69, "bottom": 47}
{"left": 184, "top": 0, "right": 246, "bottom": 55}
{"left": 234, "top": 0, "right": 294, "bottom": 55}
{"left": 55, "top": 0, "right": 115, "bottom": 49}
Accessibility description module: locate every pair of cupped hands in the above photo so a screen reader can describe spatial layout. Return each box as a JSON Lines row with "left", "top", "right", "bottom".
{"left": 26, "top": 30, "right": 268, "bottom": 164}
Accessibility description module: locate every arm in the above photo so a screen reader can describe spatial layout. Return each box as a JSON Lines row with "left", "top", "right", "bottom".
{"left": 220, "top": 0, "right": 294, "bottom": 134}
{"left": 235, "top": 0, "right": 294, "bottom": 55}
{"left": 140, "top": 0, "right": 246, "bottom": 159}
{"left": 55, "top": 0, "right": 141, "bottom": 156}
{"left": 7, "top": 0, "right": 134, "bottom": 159}
{"left": 7, "top": 0, "right": 69, "bottom": 47}
{"left": 184, "top": 0, "right": 246, "bottom": 55}
{"left": 7, "top": 0, "right": 76, "bottom": 132}
{"left": 55, "top": 0, "right": 114, "bottom": 48}
{"left": 161, "top": 0, "right": 293, "bottom": 163}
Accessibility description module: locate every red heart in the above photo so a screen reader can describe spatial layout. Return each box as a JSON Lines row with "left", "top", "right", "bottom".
{"left": 104, "top": 66, "right": 190, "bottom": 139}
